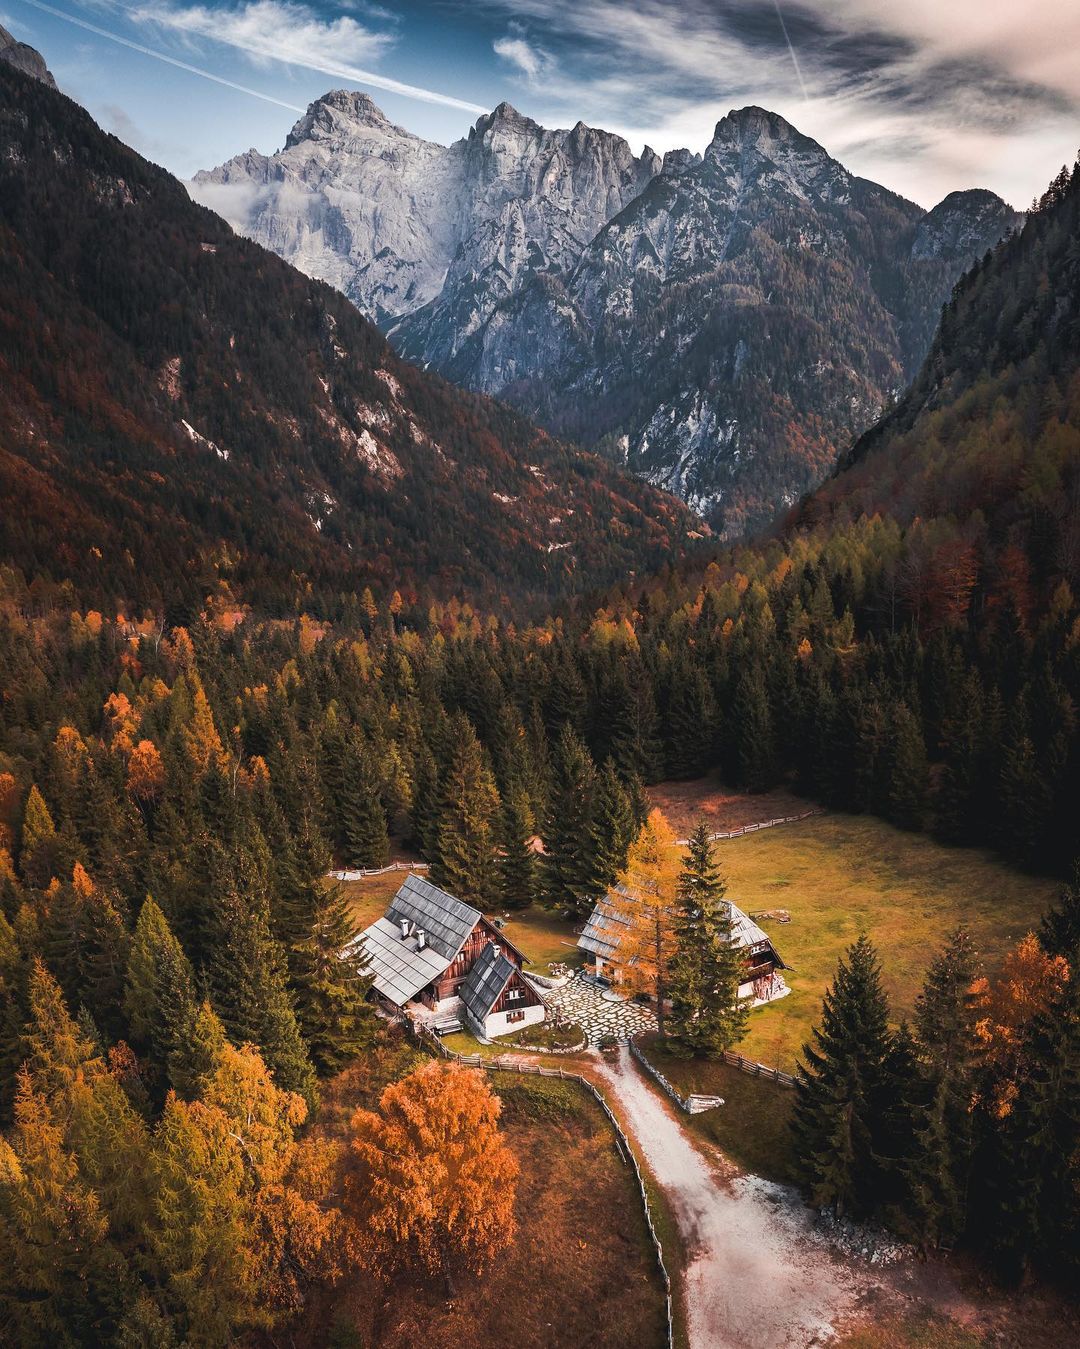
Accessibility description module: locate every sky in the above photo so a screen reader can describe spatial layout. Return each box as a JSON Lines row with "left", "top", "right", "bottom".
{"left": 3, "top": 0, "right": 1079, "bottom": 207}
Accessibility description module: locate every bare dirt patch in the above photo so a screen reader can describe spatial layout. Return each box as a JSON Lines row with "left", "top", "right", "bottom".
{"left": 647, "top": 776, "right": 813, "bottom": 837}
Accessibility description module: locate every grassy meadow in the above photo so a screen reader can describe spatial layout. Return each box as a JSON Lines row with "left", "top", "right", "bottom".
{"left": 713, "top": 812, "right": 1059, "bottom": 1073}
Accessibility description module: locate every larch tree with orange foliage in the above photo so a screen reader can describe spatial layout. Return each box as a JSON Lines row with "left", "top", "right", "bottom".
{"left": 608, "top": 809, "right": 681, "bottom": 1037}
{"left": 346, "top": 1060, "right": 518, "bottom": 1283}
{"left": 972, "top": 932, "right": 1070, "bottom": 1120}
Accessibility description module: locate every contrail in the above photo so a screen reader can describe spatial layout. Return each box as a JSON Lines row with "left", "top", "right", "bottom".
{"left": 16, "top": 0, "right": 306, "bottom": 109}
{"left": 772, "top": 0, "right": 809, "bottom": 102}
{"left": 16, "top": 0, "right": 487, "bottom": 115}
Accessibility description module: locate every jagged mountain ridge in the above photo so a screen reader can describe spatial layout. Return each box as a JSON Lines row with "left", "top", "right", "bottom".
{"left": 194, "top": 96, "right": 1021, "bottom": 536}
{"left": 0, "top": 61, "right": 696, "bottom": 614}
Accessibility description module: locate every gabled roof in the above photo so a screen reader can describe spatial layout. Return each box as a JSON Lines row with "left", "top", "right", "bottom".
{"left": 358, "top": 916, "right": 451, "bottom": 1006}
{"left": 386, "top": 874, "right": 481, "bottom": 962}
{"left": 577, "top": 885, "right": 786, "bottom": 969}
{"left": 460, "top": 942, "right": 518, "bottom": 1023}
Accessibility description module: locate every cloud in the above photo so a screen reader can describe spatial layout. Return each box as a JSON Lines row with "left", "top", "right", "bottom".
{"left": 127, "top": 0, "right": 487, "bottom": 111}
{"left": 475, "top": 0, "right": 1080, "bottom": 205}
{"left": 493, "top": 33, "right": 549, "bottom": 81}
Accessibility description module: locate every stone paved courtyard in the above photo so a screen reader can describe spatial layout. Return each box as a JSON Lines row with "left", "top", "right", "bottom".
{"left": 541, "top": 975, "right": 657, "bottom": 1043}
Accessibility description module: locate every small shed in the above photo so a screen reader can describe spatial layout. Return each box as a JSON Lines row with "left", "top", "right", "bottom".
{"left": 460, "top": 943, "right": 545, "bottom": 1039}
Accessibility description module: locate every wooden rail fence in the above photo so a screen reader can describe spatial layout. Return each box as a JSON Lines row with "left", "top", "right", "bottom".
{"left": 632, "top": 1041, "right": 796, "bottom": 1096}
{"left": 329, "top": 861, "right": 430, "bottom": 881}
{"left": 410, "top": 1023, "right": 675, "bottom": 1348}
{"left": 674, "top": 808, "right": 824, "bottom": 846}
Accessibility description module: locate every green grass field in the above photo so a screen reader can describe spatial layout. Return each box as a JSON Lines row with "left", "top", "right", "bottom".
{"left": 716, "top": 813, "right": 1058, "bottom": 1072}
{"left": 338, "top": 811, "right": 1058, "bottom": 1076}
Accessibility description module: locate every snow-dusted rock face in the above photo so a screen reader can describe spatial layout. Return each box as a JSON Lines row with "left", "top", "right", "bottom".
{"left": 194, "top": 97, "right": 1020, "bottom": 536}
{"left": 0, "top": 26, "right": 56, "bottom": 88}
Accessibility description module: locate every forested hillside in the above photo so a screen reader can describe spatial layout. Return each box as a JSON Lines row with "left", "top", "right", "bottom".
{"left": 0, "top": 65, "right": 694, "bottom": 617}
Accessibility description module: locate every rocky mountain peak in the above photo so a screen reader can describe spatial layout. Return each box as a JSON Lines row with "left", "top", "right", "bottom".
{"left": 284, "top": 89, "right": 395, "bottom": 149}
{"left": 912, "top": 188, "right": 1023, "bottom": 261}
{"left": 707, "top": 105, "right": 825, "bottom": 161}
{"left": 0, "top": 24, "right": 57, "bottom": 89}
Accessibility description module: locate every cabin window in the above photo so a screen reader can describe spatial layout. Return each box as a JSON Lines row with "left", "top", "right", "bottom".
{"left": 507, "top": 988, "right": 522, "bottom": 1000}
{"left": 507, "top": 1010, "right": 526, "bottom": 1023}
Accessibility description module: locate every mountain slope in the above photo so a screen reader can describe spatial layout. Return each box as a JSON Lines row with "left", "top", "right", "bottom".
{"left": 0, "top": 63, "right": 695, "bottom": 614}
{"left": 811, "top": 158, "right": 1080, "bottom": 572}
{"left": 195, "top": 97, "right": 1020, "bottom": 536}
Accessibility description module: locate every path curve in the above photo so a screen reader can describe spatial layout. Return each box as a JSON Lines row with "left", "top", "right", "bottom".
{"left": 591, "top": 1045, "right": 865, "bottom": 1349}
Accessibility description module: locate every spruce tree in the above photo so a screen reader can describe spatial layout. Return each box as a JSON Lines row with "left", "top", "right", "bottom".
{"left": 983, "top": 969, "right": 1080, "bottom": 1283}
{"left": 208, "top": 869, "right": 317, "bottom": 1109}
{"left": 431, "top": 716, "right": 501, "bottom": 908}
{"left": 341, "top": 739, "right": 389, "bottom": 869}
{"left": 589, "top": 759, "right": 637, "bottom": 895}
{"left": 542, "top": 725, "right": 600, "bottom": 918}
{"left": 731, "top": 666, "right": 777, "bottom": 793}
{"left": 1039, "top": 864, "right": 1080, "bottom": 960}
{"left": 498, "top": 790, "right": 540, "bottom": 911}
{"left": 887, "top": 701, "right": 929, "bottom": 831}
{"left": 667, "top": 824, "right": 749, "bottom": 1056}
{"left": 124, "top": 897, "right": 198, "bottom": 1104}
{"left": 792, "top": 936, "right": 898, "bottom": 1219}
{"left": 905, "top": 928, "right": 982, "bottom": 1250}
{"left": 288, "top": 876, "right": 376, "bottom": 1076}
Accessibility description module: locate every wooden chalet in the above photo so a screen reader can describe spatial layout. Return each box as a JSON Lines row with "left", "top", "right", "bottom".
{"left": 578, "top": 884, "right": 789, "bottom": 1005}
{"left": 356, "top": 875, "right": 545, "bottom": 1033}
{"left": 460, "top": 943, "right": 545, "bottom": 1039}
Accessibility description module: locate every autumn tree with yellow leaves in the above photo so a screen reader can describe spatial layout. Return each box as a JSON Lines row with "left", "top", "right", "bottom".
{"left": 608, "top": 809, "right": 681, "bottom": 1036}
{"left": 346, "top": 1060, "right": 518, "bottom": 1282}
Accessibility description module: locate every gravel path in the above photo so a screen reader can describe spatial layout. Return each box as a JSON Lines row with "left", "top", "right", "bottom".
{"left": 592, "top": 1045, "right": 866, "bottom": 1349}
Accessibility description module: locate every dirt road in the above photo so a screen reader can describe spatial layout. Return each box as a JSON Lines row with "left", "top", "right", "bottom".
{"left": 591, "top": 1046, "right": 865, "bottom": 1349}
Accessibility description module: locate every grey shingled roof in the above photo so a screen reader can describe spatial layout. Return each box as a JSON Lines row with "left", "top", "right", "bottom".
{"left": 460, "top": 943, "right": 516, "bottom": 1023}
{"left": 357, "top": 916, "right": 451, "bottom": 1006}
{"left": 386, "top": 874, "right": 481, "bottom": 962}
{"left": 577, "top": 884, "right": 785, "bottom": 968}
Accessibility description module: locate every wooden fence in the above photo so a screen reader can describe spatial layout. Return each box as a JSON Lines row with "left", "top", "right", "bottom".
{"left": 329, "top": 861, "right": 430, "bottom": 881}
{"left": 632, "top": 1041, "right": 796, "bottom": 1095}
{"left": 674, "top": 808, "right": 823, "bottom": 846}
{"left": 719, "top": 1048, "right": 797, "bottom": 1089}
{"left": 410, "top": 1024, "right": 674, "bottom": 1348}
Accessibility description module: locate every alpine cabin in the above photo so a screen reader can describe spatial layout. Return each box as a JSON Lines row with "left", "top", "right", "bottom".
{"left": 356, "top": 874, "right": 546, "bottom": 1036}
{"left": 577, "top": 884, "right": 789, "bottom": 1005}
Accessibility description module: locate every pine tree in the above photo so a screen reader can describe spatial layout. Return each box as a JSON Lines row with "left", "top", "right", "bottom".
{"left": 498, "top": 791, "right": 539, "bottom": 910}
{"left": 340, "top": 739, "right": 389, "bottom": 869}
{"left": 209, "top": 868, "right": 317, "bottom": 1109}
{"left": 667, "top": 824, "right": 749, "bottom": 1056}
{"left": 792, "top": 936, "right": 898, "bottom": 1219}
{"left": 432, "top": 716, "right": 500, "bottom": 908}
{"left": 905, "top": 928, "right": 982, "bottom": 1250}
{"left": 124, "top": 897, "right": 198, "bottom": 1104}
{"left": 542, "top": 725, "right": 599, "bottom": 918}
{"left": 288, "top": 876, "right": 375, "bottom": 1076}
{"left": 887, "top": 702, "right": 929, "bottom": 831}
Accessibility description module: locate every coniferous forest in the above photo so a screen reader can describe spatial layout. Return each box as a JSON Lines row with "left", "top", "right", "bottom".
{"left": 1, "top": 33, "right": 1080, "bottom": 1348}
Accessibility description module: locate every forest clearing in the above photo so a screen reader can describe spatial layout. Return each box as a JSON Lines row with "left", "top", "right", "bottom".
{"left": 341, "top": 786, "right": 1058, "bottom": 1073}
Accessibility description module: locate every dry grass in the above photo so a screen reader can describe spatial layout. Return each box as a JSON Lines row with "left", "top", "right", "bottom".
{"left": 301, "top": 1068, "right": 667, "bottom": 1349}
{"left": 648, "top": 775, "right": 813, "bottom": 838}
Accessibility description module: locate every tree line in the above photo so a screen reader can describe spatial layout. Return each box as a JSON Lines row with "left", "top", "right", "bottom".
{"left": 793, "top": 870, "right": 1080, "bottom": 1286}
